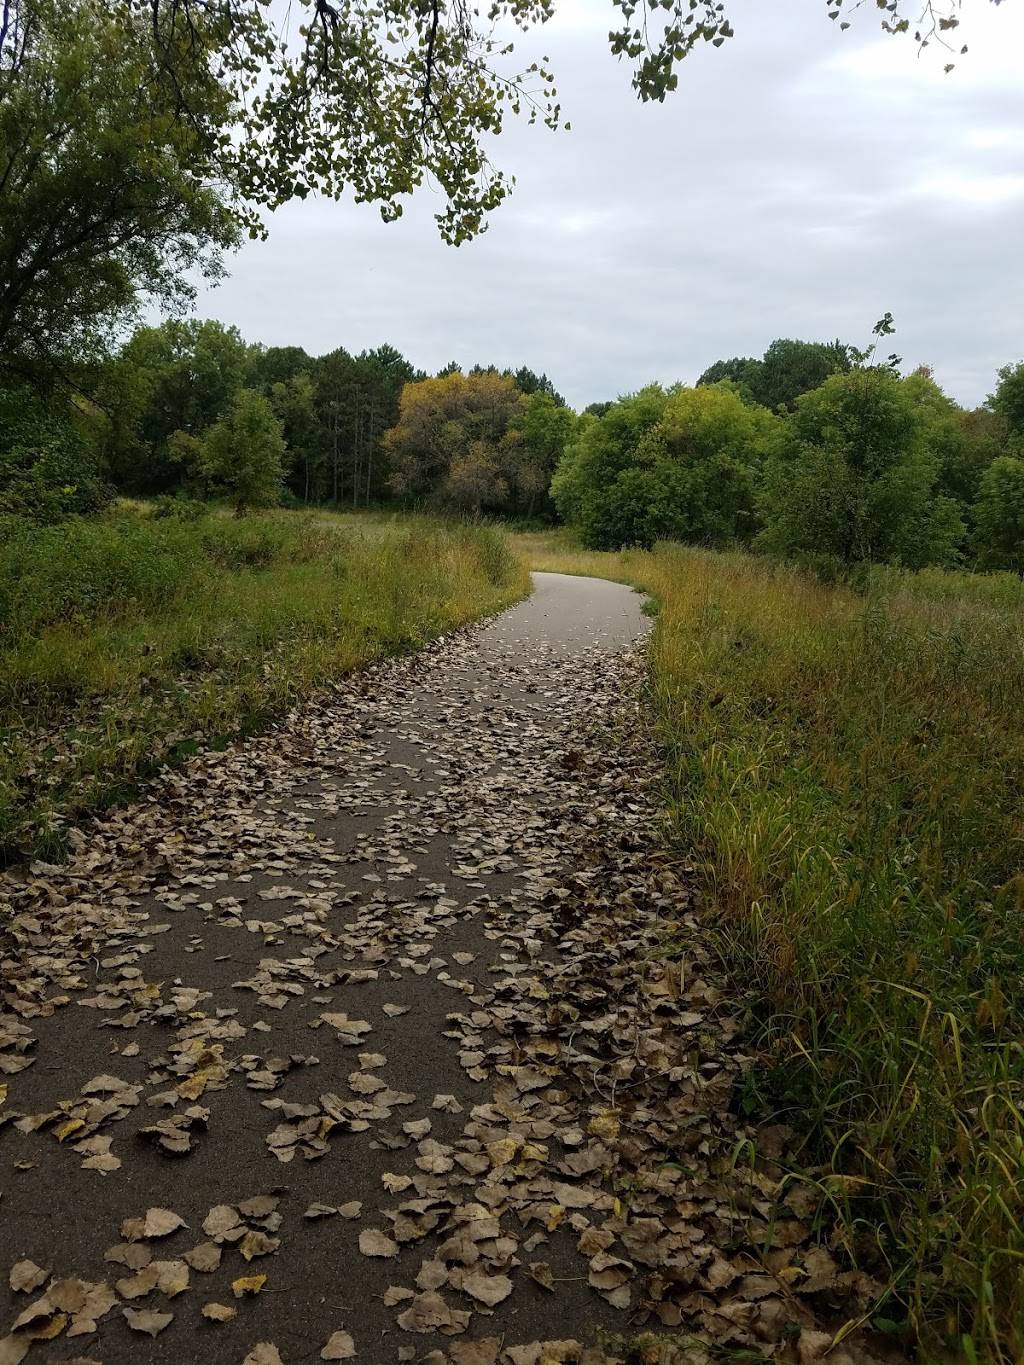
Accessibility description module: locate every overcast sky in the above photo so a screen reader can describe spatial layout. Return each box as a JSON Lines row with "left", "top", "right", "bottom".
{"left": 190, "top": 0, "right": 1024, "bottom": 410}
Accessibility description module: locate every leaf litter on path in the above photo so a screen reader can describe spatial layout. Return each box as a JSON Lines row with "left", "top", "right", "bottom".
{"left": 0, "top": 595, "right": 889, "bottom": 1364}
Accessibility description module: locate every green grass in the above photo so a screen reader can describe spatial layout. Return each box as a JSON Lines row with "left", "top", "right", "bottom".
{"left": 514, "top": 529, "right": 1024, "bottom": 1363}
{"left": 0, "top": 507, "right": 528, "bottom": 860}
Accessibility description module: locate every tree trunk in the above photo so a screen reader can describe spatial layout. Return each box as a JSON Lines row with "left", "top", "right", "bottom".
{"left": 332, "top": 412, "right": 339, "bottom": 503}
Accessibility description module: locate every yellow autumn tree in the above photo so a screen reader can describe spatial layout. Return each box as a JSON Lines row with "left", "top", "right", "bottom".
{"left": 384, "top": 371, "right": 528, "bottom": 514}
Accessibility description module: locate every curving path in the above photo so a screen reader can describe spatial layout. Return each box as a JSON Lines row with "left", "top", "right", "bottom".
{"left": 0, "top": 574, "right": 880, "bottom": 1365}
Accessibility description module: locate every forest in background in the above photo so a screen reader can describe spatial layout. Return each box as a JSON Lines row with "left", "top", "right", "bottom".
{"left": 5, "top": 321, "right": 1024, "bottom": 578}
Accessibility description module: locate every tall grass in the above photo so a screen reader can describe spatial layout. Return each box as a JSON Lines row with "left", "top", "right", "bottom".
{"left": 1, "top": 508, "right": 527, "bottom": 860}
{"left": 515, "top": 530, "right": 1024, "bottom": 1362}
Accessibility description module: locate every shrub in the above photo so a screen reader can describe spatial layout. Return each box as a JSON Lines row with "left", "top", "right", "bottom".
{"left": 0, "top": 386, "right": 110, "bottom": 521}
{"left": 758, "top": 369, "right": 965, "bottom": 568}
{"left": 973, "top": 456, "right": 1024, "bottom": 574}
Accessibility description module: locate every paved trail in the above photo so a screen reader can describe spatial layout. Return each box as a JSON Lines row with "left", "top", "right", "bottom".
{"left": 0, "top": 574, "right": 879, "bottom": 1365}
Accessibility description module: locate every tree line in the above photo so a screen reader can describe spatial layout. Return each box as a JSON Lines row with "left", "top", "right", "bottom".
{"left": 557, "top": 338, "right": 1024, "bottom": 574}
{"left": 3, "top": 322, "right": 1024, "bottom": 574}
{"left": 0, "top": 315, "right": 568, "bottom": 518}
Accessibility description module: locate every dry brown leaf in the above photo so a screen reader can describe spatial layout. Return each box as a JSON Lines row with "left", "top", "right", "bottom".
{"left": 122, "top": 1306, "right": 172, "bottom": 1337}
{"left": 320, "top": 1329, "right": 357, "bottom": 1359}
{"left": 358, "top": 1228, "right": 398, "bottom": 1259}
{"left": 143, "top": 1207, "right": 185, "bottom": 1238}
{"left": 461, "top": 1270, "right": 513, "bottom": 1307}
{"left": 243, "top": 1345, "right": 284, "bottom": 1365}
{"left": 201, "top": 1301, "right": 237, "bottom": 1323}
{"left": 9, "top": 1260, "right": 47, "bottom": 1293}
{"left": 184, "top": 1242, "right": 222, "bottom": 1272}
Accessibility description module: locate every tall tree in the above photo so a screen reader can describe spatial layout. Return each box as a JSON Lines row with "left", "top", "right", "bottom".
{"left": 700, "top": 339, "right": 853, "bottom": 411}
{"left": 270, "top": 372, "right": 318, "bottom": 503}
{"left": 974, "top": 456, "right": 1024, "bottom": 573}
{"left": 0, "top": 0, "right": 241, "bottom": 380}
{"left": 989, "top": 362, "right": 1024, "bottom": 443}
{"left": 384, "top": 371, "right": 528, "bottom": 514}
{"left": 552, "top": 384, "right": 782, "bottom": 550}
{"left": 758, "top": 369, "right": 964, "bottom": 568}
{"left": 199, "top": 388, "right": 285, "bottom": 514}
{"left": 101, "top": 319, "right": 252, "bottom": 491}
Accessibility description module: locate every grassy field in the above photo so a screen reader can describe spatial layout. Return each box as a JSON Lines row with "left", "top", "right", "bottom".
{"left": 516, "top": 529, "right": 1024, "bottom": 1363}
{"left": 0, "top": 507, "right": 527, "bottom": 861}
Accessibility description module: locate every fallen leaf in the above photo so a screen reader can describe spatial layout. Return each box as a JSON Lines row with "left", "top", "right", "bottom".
{"left": 243, "top": 1345, "right": 284, "bottom": 1365}
{"left": 202, "top": 1301, "right": 237, "bottom": 1323}
{"left": 9, "top": 1261, "right": 48, "bottom": 1293}
{"left": 321, "top": 1329, "right": 357, "bottom": 1360}
{"left": 461, "top": 1270, "right": 513, "bottom": 1307}
{"left": 359, "top": 1229, "right": 398, "bottom": 1258}
{"left": 232, "top": 1274, "right": 267, "bottom": 1298}
{"left": 122, "top": 1307, "right": 172, "bottom": 1337}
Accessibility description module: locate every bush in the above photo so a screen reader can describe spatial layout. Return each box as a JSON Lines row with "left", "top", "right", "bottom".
{"left": 758, "top": 369, "right": 965, "bottom": 568}
{"left": 553, "top": 384, "right": 781, "bottom": 550}
{"left": 150, "top": 493, "right": 207, "bottom": 521}
{"left": 0, "top": 386, "right": 110, "bottom": 521}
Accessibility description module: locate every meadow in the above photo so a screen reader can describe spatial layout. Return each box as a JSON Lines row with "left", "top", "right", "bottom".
{"left": 0, "top": 506, "right": 527, "bottom": 861}
{"left": 516, "top": 529, "right": 1024, "bottom": 1363}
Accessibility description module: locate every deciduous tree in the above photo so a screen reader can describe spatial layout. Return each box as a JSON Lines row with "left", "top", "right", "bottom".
{"left": 200, "top": 389, "right": 285, "bottom": 513}
{"left": 974, "top": 456, "right": 1024, "bottom": 574}
{"left": 758, "top": 369, "right": 964, "bottom": 568}
{"left": 1, "top": 0, "right": 985, "bottom": 253}
{"left": 0, "top": 0, "right": 240, "bottom": 379}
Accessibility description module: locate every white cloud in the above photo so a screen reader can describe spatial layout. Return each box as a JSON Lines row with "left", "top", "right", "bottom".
{"left": 190, "top": 0, "right": 1024, "bottom": 408}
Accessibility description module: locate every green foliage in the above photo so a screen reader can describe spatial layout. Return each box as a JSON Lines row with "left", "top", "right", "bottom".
{"left": 0, "top": 385, "right": 109, "bottom": 520}
{"left": 695, "top": 355, "right": 760, "bottom": 401}
{"left": 307, "top": 343, "right": 418, "bottom": 508}
{"left": 102, "top": 319, "right": 253, "bottom": 492}
{"left": 0, "top": 0, "right": 974, "bottom": 259}
{"left": 758, "top": 368, "right": 965, "bottom": 569}
{"left": 905, "top": 367, "right": 1002, "bottom": 508}
{"left": 0, "top": 0, "right": 240, "bottom": 377}
{"left": 199, "top": 389, "right": 285, "bottom": 513}
{"left": 552, "top": 385, "right": 671, "bottom": 535}
{"left": 554, "top": 384, "right": 782, "bottom": 550}
{"left": 974, "top": 456, "right": 1024, "bottom": 573}
{"left": 989, "top": 361, "right": 1024, "bottom": 441}
{"left": 698, "top": 337, "right": 853, "bottom": 411}
{"left": 0, "top": 507, "right": 529, "bottom": 857}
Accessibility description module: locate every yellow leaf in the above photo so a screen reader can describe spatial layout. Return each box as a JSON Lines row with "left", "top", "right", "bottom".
{"left": 232, "top": 1275, "right": 267, "bottom": 1298}
{"left": 27, "top": 1313, "right": 68, "bottom": 1340}
{"left": 588, "top": 1113, "right": 620, "bottom": 1142}
{"left": 176, "top": 1076, "right": 208, "bottom": 1101}
{"left": 487, "top": 1138, "right": 520, "bottom": 1168}
{"left": 545, "top": 1204, "right": 565, "bottom": 1232}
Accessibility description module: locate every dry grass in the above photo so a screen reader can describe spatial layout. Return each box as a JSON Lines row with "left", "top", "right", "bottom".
{"left": 513, "top": 528, "right": 1024, "bottom": 1363}
{"left": 0, "top": 507, "right": 528, "bottom": 860}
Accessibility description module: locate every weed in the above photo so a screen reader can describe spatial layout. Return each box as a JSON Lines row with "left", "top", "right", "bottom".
{"left": 513, "top": 530, "right": 1024, "bottom": 1362}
